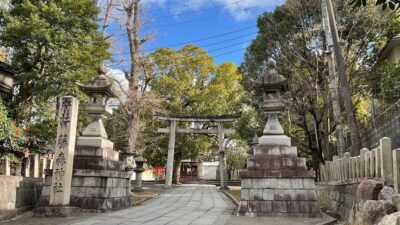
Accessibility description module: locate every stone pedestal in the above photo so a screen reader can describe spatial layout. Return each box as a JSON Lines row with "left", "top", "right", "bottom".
{"left": 239, "top": 59, "right": 321, "bottom": 218}
{"left": 36, "top": 143, "right": 132, "bottom": 211}
{"left": 238, "top": 135, "right": 322, "bottom": 218}
{"left": 37, "top": 168, "right": 131, "bottom": 211}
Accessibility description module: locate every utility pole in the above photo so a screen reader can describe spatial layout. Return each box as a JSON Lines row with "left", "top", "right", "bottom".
{"left": 321, "top": 0, "right": 345, "bottom": 157}
{"left": 325, "top": 0, "right": 362, "bottom": 155}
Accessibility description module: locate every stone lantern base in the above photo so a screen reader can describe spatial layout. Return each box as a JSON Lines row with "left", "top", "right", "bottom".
{"left": 238, "top": 135, "right": 322, "bottom": 218}
{"left": 36, "top": 145, "right": 132, "bottom": 211}
{"left": 33, "top": 205, "right": 83, "bottom": 217}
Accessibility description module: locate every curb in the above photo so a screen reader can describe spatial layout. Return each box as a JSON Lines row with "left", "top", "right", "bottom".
{"left": 0, "top": 206, "right": 33, "bottom": 222}
{"left": 131, "top": 185, "right": 175, "bottom": 206}
{"left": 220, "top": 188, "right": 239, "bottom": 206}
{"left": 316, "top": 213, "right": 337, "bottom": 225}
{"left": 131, "top": 193, "right": 161, "bottom": 206}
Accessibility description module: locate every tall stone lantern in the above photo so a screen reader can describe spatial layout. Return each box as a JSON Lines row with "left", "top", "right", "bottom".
{"left": 238, "top": 59, "right": 322, "bottom": 218}
{"left": 77, "top": 66, "right": 116, "bottom": 151}
{"left": 254, "top": 59, "right": 288, "bottom": 139}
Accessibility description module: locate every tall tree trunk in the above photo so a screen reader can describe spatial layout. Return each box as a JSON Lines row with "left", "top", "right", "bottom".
{"left": 326, "top": 0, "right": 362, "bottom": 155}
{"left": 173, "top": 156, "right": 182, "bottom": 184}
{"left": 124, "top": 0, "right": 143, "bottom": 154}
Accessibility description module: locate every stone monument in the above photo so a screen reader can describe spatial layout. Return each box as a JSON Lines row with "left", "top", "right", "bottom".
{"left": 33, "top": 96, "right": 82, "bottom": 216}
{"left": 35, "top": 67, "right": 132, "bottom": 215}
{"left": 238, "top": 59, "right": 322, "bottom": 218}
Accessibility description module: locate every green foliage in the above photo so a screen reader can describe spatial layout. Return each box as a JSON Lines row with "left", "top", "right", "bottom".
{"left": 0, "top": 101, "right": 12, "bottom": 141}
{"left": 0, "top": 101, "right": 26, "bottom": 157}
{"left": 376, "top": 61, "right": 400, "bottom": 104}
{"left": 351, "top": 0, "right": 400, "bottom": 11}
{"left": 226, "top": 138, "right": 248, "bottom": 172}
{"left": 150, "top": 45, "right": 244, "bottom": 116}
{"left": 144, "top": 45, "right": 245, "bottom": 166}
{"left": 0, "top": 0, "right": 109, "bottom": 154}
{"left": 240, "top": 0, "right": 400, "bottom": 164}
{"left": 0, "top": 49, "right": 6, "bottom": 61}
{"left": 0, "top": 0, "right": 110, "bottom": 121}
{"left": 235, "top": 107, "right": 264, "bottom": 144}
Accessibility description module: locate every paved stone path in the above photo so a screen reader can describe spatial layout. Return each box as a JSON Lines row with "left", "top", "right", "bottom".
{"left": 65, "top": 185, "right": 235, "bottom": 225}
{"left": 3, "top": 185, "right": 335, "bottom": 225}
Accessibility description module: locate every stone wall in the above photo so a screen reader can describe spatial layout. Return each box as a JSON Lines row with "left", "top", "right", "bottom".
{"left": 200, "top": 162, "right": 218, "bottom": 180}
{"left": 0, "top": 175, "right": 43, "bottom": 210}
{"left": 316, "top": 179, "right": 400, "bottom": 225}
{"left": 318, "top": 137, "right": 400, "bottom": 224}
{"left": 316, "top": 180, "right": 361, "bottom": 221}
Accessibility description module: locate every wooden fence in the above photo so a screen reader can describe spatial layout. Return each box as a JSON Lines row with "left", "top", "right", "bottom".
{"left": 320, "top": 137, "right": 400, "bottom": 192}
{"left": 0, "top": 154, "right": 53, "bottom": 178}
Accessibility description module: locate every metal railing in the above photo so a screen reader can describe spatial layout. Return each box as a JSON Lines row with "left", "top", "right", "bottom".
{"left": 360, "top": 99, "right": 400, "bottom": 149}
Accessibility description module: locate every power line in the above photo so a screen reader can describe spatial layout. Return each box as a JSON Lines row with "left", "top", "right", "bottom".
{"left": 111, "top": 31, "right": 257, "bottom": 55}
{"left": 109, "top": 47, "right": 248, "bottom": 69}
{"left": 188, "top": 32, "right": 256, "bottom": 49}
{"left": 112, "top": 39, "right": 253, "bottom": 57}
{"left": 110, "top": 26, "right": 256, "bottom": 53}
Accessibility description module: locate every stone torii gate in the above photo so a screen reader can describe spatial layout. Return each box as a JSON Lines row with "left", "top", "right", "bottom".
{"left": 154, "top": 112, "right": 240, "bottom": 189}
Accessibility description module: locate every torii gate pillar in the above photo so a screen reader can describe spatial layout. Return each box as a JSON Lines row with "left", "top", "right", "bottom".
{"left": 218, "top": 122, "right": 228, "bottom": 189}
{"left": 165, "top": 120, "right": 177, "bottom": 188}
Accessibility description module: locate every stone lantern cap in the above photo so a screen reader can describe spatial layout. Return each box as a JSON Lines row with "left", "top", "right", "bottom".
{"left": 79, "top": 66, "right": 117, "bottom": 98}
{"left": 254, "top": 59, "right": 288, "bottom": 93}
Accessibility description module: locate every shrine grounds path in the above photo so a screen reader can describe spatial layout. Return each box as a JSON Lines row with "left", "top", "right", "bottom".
{"left": 3, "top": 185, "right": 334, "bottom": 225}
{"left": 67, "top": 184, "right": 235, "bottom": 225}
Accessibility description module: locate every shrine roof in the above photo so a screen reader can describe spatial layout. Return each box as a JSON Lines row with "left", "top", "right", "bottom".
{"left": 0, "top": 61, "right": 16, "bottom": 76}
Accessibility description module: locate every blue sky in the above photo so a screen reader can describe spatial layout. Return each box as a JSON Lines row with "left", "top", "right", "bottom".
{"left": 102, "top": 0, "right": 283, "bottom": 71}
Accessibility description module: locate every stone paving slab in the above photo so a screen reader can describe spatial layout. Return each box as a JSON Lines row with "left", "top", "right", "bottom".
{"left": 225, "top": 216, "right": 334, "bottom": 225}
{"left": 60, "top": 184, "right": 235, "bottom": 225}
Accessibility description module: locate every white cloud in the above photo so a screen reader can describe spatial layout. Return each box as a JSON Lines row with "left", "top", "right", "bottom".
{"left": 155, "top": 0, "right": 283, "bottom": 21}
{"left": 107, "top": 69, "right": 128, "bottom": 107}
{"left": 98, "top": 0, "right": 281, "bottom": 22}
{"left": 220, "top": 0, "right": 284, "bottom": 20}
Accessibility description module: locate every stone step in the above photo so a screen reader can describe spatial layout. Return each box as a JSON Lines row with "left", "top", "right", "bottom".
{"left": 241, "top": 178, "right": 316, "bottom": 190}
{"left": 253, "top": 146, "right": 298, "bottom": 158}
{"left": 247, "top": 157, "right": 306, "bottom": 171}
{"left": 258, "top": 135, "right": 291, "bottom": 146}
{"left": 73, "top": 157, "right": 125, "bottom": 171}
{"left": 241, "top": 170, "right": 315, "bottom": 178}
{"left": 75, "top": 146, "right": 119, "bottom": 161}
{"left": 239, "top": 200, "right": 321, "bottom": 216}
